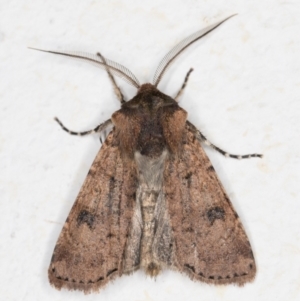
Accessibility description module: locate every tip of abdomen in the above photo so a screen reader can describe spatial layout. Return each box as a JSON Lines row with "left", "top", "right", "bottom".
{"left": 145, "top": 262, "right": 161, "bottom": 277}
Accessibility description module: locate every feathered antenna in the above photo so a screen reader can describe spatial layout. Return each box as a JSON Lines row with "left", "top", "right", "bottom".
{"left": 29, "top": 48, "right": 140, "bottom": 88}
{"left": 153, "top": 15, "right": 236, "bottom": 87}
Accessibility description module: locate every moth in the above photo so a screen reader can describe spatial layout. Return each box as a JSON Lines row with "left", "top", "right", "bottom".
{"left": 36, "top": 15, "right": 262, "bottom": 293}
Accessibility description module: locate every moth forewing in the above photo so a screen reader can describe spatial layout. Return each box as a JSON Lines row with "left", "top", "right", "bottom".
{"left": 48, "top": 131, "right": 139, "bottom": 293}
{"left": 44, "top": 15, "right": 260, "bottom": 293}
{"left": 164, "top": 124, "right": 256, "bottom": 285}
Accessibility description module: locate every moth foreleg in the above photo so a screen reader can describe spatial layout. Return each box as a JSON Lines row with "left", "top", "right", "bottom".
{"left": 96, "top": 52, "right": 126, "bottom": 104}
{"left": 174, "top": 68, "right": 194, "bottom": 102}
{"left": 54, "top": 117, "right": 112, "bottom": 136}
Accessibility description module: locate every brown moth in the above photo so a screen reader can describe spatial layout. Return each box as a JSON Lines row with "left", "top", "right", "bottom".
{"left": 36, "top": 15, "right": 262, "bottom": 293}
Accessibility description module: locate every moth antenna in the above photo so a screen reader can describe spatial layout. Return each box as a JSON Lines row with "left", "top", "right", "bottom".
{"left": 96, "top": 52, "right": 126, "bottom": 104}
{"left": 153, "top": 14, "right": 237, "bottom": 87}
{"left": 29, "top": 47, "right": 140, "bottom": 88}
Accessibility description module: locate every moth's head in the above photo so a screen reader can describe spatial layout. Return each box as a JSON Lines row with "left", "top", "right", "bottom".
{"left": 121, "top": 82, "right": 177, "bottom": 112}
{"left": 137, "top": 83, "right": 157, "bottom": 94}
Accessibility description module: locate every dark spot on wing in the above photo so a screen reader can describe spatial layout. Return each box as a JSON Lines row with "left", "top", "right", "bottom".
{"left": 184, "top": 172, "right": 192, "bottom": 187}
{"left": 184, "top": 264, "right": 195, "bottom": 273}
{"left": 77, "top": 210, "right": 95, "bottom": 229}
{"left": 184, "top": 172, "right": 192, "bottom": 179}
{"left": 106, "top": 268, "right": 118, "bottom": 277}
{"left": 107, "top": 176, "right": 116, "bottom": 202}
{"left": 207, "top": 207, "right": 225, "bottom": 225}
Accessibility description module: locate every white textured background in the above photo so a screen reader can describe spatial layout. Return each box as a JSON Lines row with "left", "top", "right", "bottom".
{"left": 1, "top": 1, "right": 300, "bottom": 300}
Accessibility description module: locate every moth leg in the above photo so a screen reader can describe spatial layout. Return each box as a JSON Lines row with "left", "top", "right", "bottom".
{"left": 198, "top": 130, "right": 263, "bottom": 159}
{"left": 99, "top": 129, "right": 107, "bottom": 144}
{"left": 174, "top": 68, "right": 194, "bottom": 102}
{"left": 55, "top": 117, "right": 112, "bottom": 136}
{"left": 96, "top": 52, "right": 126, "bottom": 104}
{"left": 186, "top": 121, "right": 263, "bottom": 159}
